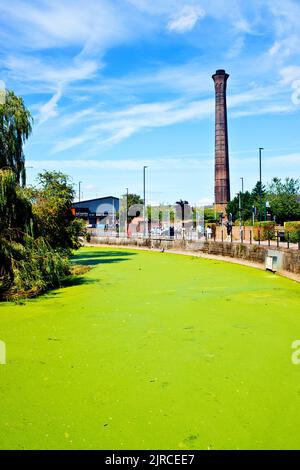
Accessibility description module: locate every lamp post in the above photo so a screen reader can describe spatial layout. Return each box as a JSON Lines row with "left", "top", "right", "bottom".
{"left": 240, "top": 177, "right": 244, "bottom": 232}
{"left": 238, "top": 191, "right": 242, "bottom": 236}
{"left": 240, "top": 177, "right": 244, "bottom": 194}
{"left": 259, "top": 148, "right": 264, "bottom": 222}
{"left": 143, "top": 166, "right": 148, "bottom": 238}
{"left": 78, "top": 181, "right": 82, "bottom": 202}
{"left": 176, "top": 200, "right": 189, "bottom": 240}
{"left": 126, "top": 187, "right": 129, "bottom": 237}
{"left": 265, "top": 200, "right": 270, "bottom": 221}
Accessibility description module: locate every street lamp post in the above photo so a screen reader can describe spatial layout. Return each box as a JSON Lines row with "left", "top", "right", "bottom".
{"left": 259, "top": 148, "right": 264, "bottom": 222}
{"left": 78, "top": 181, "right": 82, "bottom": 202}
{"left": 143, "top": 166, "right": 148, "bottom": 238}
{"left": 176, "top": 200, "right": 189, "bottom": 240}
{"left": 265, "top": 200, "right": 270, "bottom": 221}
{"left": 238, "top": 192, "right": 242, "bottom": 235}
{"left": 126, "top": 187, "right": 129, "bottom": 237}
{"left": 240, "top": 177, "right": 244, "bottom": 235}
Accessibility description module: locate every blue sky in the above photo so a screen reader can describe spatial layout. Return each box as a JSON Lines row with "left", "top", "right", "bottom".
{"left": 0, "top": 0, "right": 300, "bottom": 204}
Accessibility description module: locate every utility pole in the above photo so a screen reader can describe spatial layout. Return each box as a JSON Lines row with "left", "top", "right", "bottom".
{"left": 240, "top": 177, "right": 244, "bottom": 230}
{"left": 79, "top": 181, "right": 82, "bottom": 202}
{"left": 126, "top": 187, "right": 129, "bottom": 237}
{"left": 143, "top": 166, "right": 148, "bottom": 238}
{"left": 238, "top": 192, "right": 242, "bottom": 234}
{"left": 240, "top": 177, "right": 244, "bottom": 194}
{"left": 176, "top": 200, "right": 189, "bottom": 240}
{"left": 259, "top": 148, "right": 264, "bottom": 222}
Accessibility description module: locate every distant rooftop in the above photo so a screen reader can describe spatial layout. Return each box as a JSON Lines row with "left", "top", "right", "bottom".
{"left": 72, "top": 196, "right": 119, "bottom": 205}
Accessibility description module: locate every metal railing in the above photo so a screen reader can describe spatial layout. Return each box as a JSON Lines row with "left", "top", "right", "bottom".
{"left": 87, "top": 228, "right": 300, "bottom": 250}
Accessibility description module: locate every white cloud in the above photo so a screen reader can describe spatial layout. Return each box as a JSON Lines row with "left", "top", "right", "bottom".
{"left": 270, "top": 153, "right": 300, "bottom": 164}
{"left": 280, "top": 66, "right": 300, "bottom": 105}
{"left": 280, "top": 66, "right": 300, "bottom": 84}
{"left": 291, "top": 82, "right": 300, "bottom": 105}
{"left": 74, "top": 61, "right": 213, "bottom": 99}
{"left": 231, "top": 104, "right": 295, "bottom": 117}
{"left": 269, "top": 41, "right": 281, "bottom": 57}
{"left": 50, "top": 97, "right": 215, "bottom": 154}
{"left": 226, "top": 36, "right": 245, "bottom": 59}
{"left": 0, "top": 0, "right": 133, "bottom": 51}
{"left": 47, "top": 81, "right": 289, "bottom": 155}
{"left": 27, "top": 157, "right": 212, "bottom": 171}
{"left": 38, "top": 88, "right": 62, "bottom": 124}
{"left": 234, "top": 18, "right": 252, "bottom": 34}
{"left": 167, "top": 5, "right": 205, "bottom": 33}
{"left": 2, "top": 0, "right": 300, "bottom": 166}
{"left": 27, "top": 152, "right": 300, "bottom": 173}
{"left": 53, "top": 135, "right": 94, "bottom": 154}
{"left": 2, "top": 55, "right": 100, "bottom": 87}
{"left": 268, "top": 37, "right": 300, "bottom": 62}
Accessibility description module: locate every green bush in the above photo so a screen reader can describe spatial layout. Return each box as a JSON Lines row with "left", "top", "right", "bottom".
{"left": 4, "top": 236, "right": 71, "bottom": 299}
{"left": 284, "top": 221, "right": 300, "bottom": 243}
{"left": 233, "top": 219, "right": 253, "bottom": 226}
{"left": 253, "top": 221, "right": 276, "bottom": 241}
{"left": 0, "top": 169, "right": 77, "bottom": 300}
{"left": 243, "top": 219, "right": 254, "bottom": 226}
{"left": 1, "top": 91, "right": 85, "bottom": 300}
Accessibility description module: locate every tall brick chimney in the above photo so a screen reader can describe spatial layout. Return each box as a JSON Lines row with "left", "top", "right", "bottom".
{"left": 212, "top": 69, "right": 230, "bottom": 214}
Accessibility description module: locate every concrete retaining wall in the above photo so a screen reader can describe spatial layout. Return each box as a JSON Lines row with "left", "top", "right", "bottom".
{"left": 89, "top": 237, "right": 300, "bottom": 276}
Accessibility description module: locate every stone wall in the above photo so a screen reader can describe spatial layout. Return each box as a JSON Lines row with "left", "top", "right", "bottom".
{"left": 282, "top": 249, "right": 300, "bottom": 275}
{"left": 200, "top": 241, "right": 267, "bottom": 264}
{"left": 89, "top": 237, "right": 300, "bottom": 276}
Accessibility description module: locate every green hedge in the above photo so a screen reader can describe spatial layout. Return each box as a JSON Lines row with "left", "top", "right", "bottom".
{"left": 284, "top": 221, "right": 300, "bottom": 243}
{"left": 253, "top": 221, "right": 276, "bottom": 241}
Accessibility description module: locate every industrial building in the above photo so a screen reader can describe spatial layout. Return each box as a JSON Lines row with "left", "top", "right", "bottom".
{"left": 72, "top": 196, "right": 119, "bottom": 228}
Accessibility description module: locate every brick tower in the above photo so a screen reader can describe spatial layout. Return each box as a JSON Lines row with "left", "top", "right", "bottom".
{"left": 212, "top": 69, "right": 230, "bottom": 215}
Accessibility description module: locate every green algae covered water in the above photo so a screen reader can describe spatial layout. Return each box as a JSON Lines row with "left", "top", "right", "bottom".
{"left": 0, "top": 247, "right": 300, "bottom": 449}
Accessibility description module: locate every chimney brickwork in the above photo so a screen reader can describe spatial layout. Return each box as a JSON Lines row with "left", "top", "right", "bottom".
{"left": 212, "top": 69, "right": 230, "bottom": 214}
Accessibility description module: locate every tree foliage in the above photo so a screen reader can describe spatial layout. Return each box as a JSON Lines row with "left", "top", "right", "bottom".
{"left": 226, "top": 178, "right": 300, "bottom": 224}
{"left": 267, "top": 177, "right": 300, "bottom": 224}
{"left": 28, "top": 171, "right": 85, "bottom": 251}
{"left": 226, "top": 191, "right": 257, "bottom": 223}
{"left": 125, "top": 193, "right": 144, "bottom": 220}
{"left": 0, "top": 91, "right": 33, "bottom": 186}
{"left": 126, "top": 193, "right": 143, "bottom": 208}
{"left": 0, "top": 169, "right": 32, "bottom": 289}
{"left": 0, "top": 169, "right": 70, "bottom": 297}
{"left": 0, "top": 91, "right": 84, "bottom": 299}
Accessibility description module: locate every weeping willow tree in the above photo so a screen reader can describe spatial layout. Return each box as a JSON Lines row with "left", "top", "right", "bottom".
{"left": 0, "top": 90, "right": 85, "bottom": 299}
{"left": 0, "top": 90, "right": 33, "bottom": 292}
{"left": 0, "top": 169, "right": 70, "bottom": 298}
{"left": 0, "top": 92, "right": 72, "bottom": 299}
{"left": 0, "top": 169, "right": 32, "bottom": 290}
{"left": 0, "top": 91, "right": 33, "bottom": 186}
